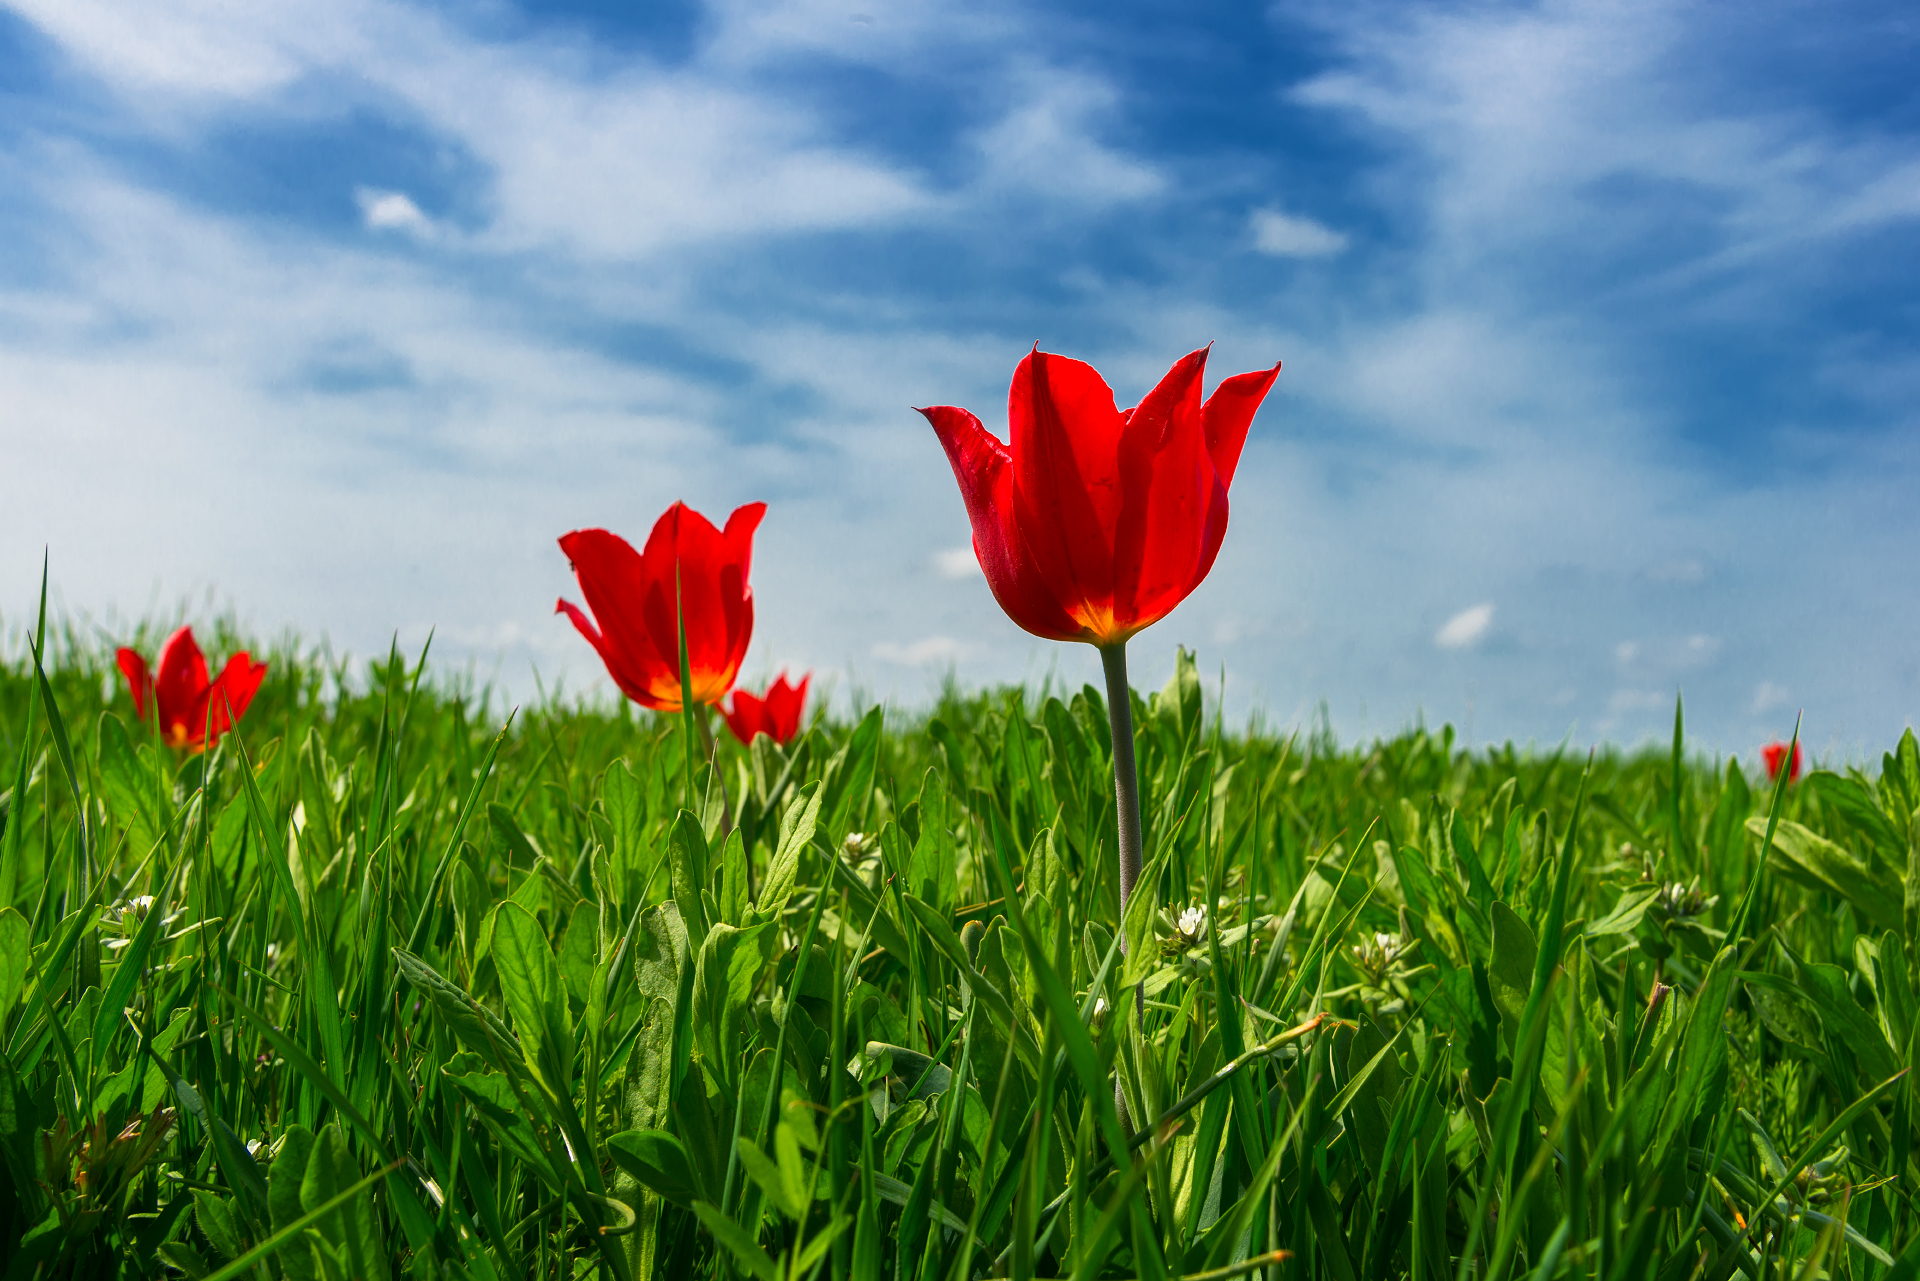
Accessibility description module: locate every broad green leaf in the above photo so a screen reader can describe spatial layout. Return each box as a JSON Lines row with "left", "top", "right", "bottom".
{"left": 1789, "top": 952, "right": 1901, "bottom": 1081}
{"left": 491, "top": 901, "right": 574, "bottom": 1095}
{"left": 392, "top": 948, "right": 522, "bottom": 1075}
{"left": 760, "top": 780, "right": 821, "bottom": 919}
{"left": 690, "top": 921, "right": 775, "bottom": 1092}
{"left": 1746, "top": 816, "right": 1903, "bottom": 931}
{"left": 692, "top": 1200, "right": 781, "bottom": 1281}
{"left": 1486, "top": 901, "right": 1536, "bottom": 1053}
{"left": 633, "top": 901, "right": 687, "bottom": 1002}
{"left": 1584, "top": 883, "right": 1661, "bottom": 937}
{"left": 270, "top": 1127, "right": 320, "bottom": 1281}
{"left": 608, "top": 1129, "right": 705, "bottom": 1208}
{"left": 299, "top": 1126, "right": 389, "bottom": 1281}
{"left": 0, "top": 907, "right": 27, "bottom": 1013}
{"left": 193, "top": 1190, "right": 244, "bottom": 1262}
{"left": 670, "top": 811, "right": 713, "bottom": 949}
{"left": 821, "top": 707, "right": 884, "bottom": 837}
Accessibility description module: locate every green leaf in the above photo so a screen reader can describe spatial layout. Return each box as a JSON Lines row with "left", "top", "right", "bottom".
{"left": 671, "top": 811, "right": 714, "bottom": 949}
{"left": 0, "top": 907, "right": 27, "bottom": 1014}
{"left": 490, "top": 901, "right": 574, "bottom": 1095}
{"left": 821, "top": 706, "right": 885, "bottom": 837}
{"left": 298, "top": 1126, "right": 390, "bottom": 1281}
{"left": 1487, "top": 901, "right": 1537, "bottom": 1053}
{"left": 692, "top": 1200, "right": 782, "bottom": 1281}
{"left": 760, "top": 781, "right": 822, "bottom": 918}
{"left": 1154, "top": 646, "right": 1203, "bottom": 746}
{"left": 1806, "top": 770, "right": 1904, "bottom": 862}
{"left": 1788, "top": 952, "right": 1901, "bottom": 1082}
{"left": 633, "top": 901, "right": 688, "bottom": 1002}
{"left": 270, "top": 1127, "right": 320, "bottom": 1281}
{"left": 608, "top": 1130, "right": 705, "bottom": 1208}
{"left": 735, "top": 1132, "right": 808, "bottom": 1221}
{"left": 443, "top": 1066, "right": 559, "bottom": 1181}
{"left": 193, "top": 1190, "right": 244, "bottom": 1262}
{"left": 1584, "top": 883, "right": 1662, "bottom": 938}
{"left": 691, "top": 921, "right": 776, "bottom": 1093}
{"left": 97, "top": 711, "right": 168, "bottom": 859}
{"left": 392, "top": 947, "right": 524, "bottom": 1080}
{"left": 1746, "top": 816, "right": 1903, "bottom": 931}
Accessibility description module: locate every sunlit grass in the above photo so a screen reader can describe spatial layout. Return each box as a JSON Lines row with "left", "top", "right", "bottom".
{"left": 1, "top": 625, "right": 1916, "bottom": 1279}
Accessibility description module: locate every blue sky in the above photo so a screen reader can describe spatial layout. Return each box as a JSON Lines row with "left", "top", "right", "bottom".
{"left": 2, "top": 0, "right": 1916, "bottom": 757}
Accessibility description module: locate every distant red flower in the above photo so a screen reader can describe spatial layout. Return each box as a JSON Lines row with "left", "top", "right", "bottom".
{"left": 1762, "top": 740, "right": 1802, "bottom": 784}
{"left": 721, "top": 672, "right": 810, "bottom": 746}
{"left": 115, "top": 626, "right": 267, "bottom": 752}
{"left": 557, "top": 501, "right": 766, "bottom": 712}
{"left": 919, "top": 346, "right": 1280, "bottom": 646}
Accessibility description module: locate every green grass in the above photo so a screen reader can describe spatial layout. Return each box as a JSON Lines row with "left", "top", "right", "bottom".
{"left": 2, "top": 619, "right": 1917, "bottom": 1280}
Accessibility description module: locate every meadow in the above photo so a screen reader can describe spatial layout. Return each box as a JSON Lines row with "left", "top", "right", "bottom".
{"left": 2, "top": 617, "right": 1916, "bottom": 1280}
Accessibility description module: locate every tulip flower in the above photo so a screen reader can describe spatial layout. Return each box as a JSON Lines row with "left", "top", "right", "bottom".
{"left": 722, "top": 672, "right": 810, "bottom": 746}
{"left": 556, "top": 501, "right": 765, "bottom": 712}
{"left": 920, "top": 344, "right": 1279, "bottom": 1093}
{"left": 115, "top": 626, "right": 267, "bottom": 751}
{"left": 1762, "top": 740, "right": 1802, "bottom": 784}
{"left": 918, "top": 346, "right": 1280, "bottom": 647}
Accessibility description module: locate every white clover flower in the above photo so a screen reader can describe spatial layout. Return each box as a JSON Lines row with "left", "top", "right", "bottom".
{"left": 1176, "top": 903, "right": 1208, "bottom": 943}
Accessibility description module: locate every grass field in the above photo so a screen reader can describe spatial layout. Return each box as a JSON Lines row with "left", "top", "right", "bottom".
{"left": 2, "top": 616, "right": 1917, "bottom": 1280}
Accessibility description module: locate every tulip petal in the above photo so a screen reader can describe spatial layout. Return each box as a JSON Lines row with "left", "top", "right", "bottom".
{"left": 559, "top": 529, "right": 680, "bottom": 709}
{"left": 921, "top": 404, "right": 1087, "bottom": 643}
{"left": 720, "top": 690, "right": 765, "bottom": 745}
{"left": 1008, "top": 350, "right": 1129, "bottom": 635}
{"left": 1201, "top": 362, "right": 1281, "bottom": 488}
{"left": 199, "top": 653, "right": 267, "bottom": 745}
{"left": 154, "top": 627, "right": 210, "bottom": 732}
{"left": 637, "top": 502, "right": 763, "bottom": 706}
{"left": 765, "top": 672, "right": 809, "bottom": 743}
{"left": 1112, "top": 349, "right": 1214, "bottom": 634}
{"left": 116, "top": 648, "right": 153, "bottom": 722}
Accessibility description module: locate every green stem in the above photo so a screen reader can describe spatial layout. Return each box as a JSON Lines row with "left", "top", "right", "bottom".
{"left": 1099, "top": 641, "right": 1145, "bottom": 1126}
{"left": 1099, "top": 642, "right": 1144, "bottom": 920}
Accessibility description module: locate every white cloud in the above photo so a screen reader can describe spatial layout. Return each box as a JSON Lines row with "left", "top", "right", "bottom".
{"left": 356, "top": 188, "right": 435, "bottom": 238}
{"left": 1434, "top": 602, "right": 1493, "bottom": 649}
{"left": 1751, "top": 681, "right": 1791, "bottom": 714}
{"left": 933, "top": 546, "right": 980, "bottom": 579}
{"left": 970, "top": 67, "right": 1162, "bottom": 205}
{"left": 873, "top": 636, "right": 973, "bottom": 665}
{"left": 1250, "top": 208, "right": 1347, "bottom": 257}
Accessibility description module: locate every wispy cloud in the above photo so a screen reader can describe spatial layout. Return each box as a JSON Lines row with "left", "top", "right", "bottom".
{"left": 0, "top": 0, "right": 1915, "bottom": 753}
{"left": 1250, "top": 208, "right": 1346, "bottom": 257}
{"left": 1434, "top": 603, "right": 1493, "bottom": 650}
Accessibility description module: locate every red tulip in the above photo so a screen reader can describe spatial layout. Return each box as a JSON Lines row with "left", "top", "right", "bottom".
{"left": 115, "top": 626, "right": 267, "bottom": 751}
{"left": 557, "top": 501, "right": 766, "bottom": 712}
{"left": 721, "top": 672, "right": 810, "bottom": 746}
{"left": 1762, "top": 740, "right": 1802, "bottom": 784}
{"left": 919, "top": 346, "right": 1280, "bottom": 646}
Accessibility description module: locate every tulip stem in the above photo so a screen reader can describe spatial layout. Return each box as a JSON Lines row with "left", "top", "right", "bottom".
{"left": 696, "top": 710, "right": 737, "bottom": 845}
{"left": 1100, "top": 640, "right": 1146, "bottom": 1132}
{"left": 1099, "top": 643, "right": 1145, "bottom": 929}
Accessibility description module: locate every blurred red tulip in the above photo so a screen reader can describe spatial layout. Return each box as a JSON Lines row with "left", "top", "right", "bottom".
{"left": 557, "top": 501, "right": 766, "bottom": 712}
{"left": 1762, "top": 740, "right": 1802, "bottom": 784}
{"left": 721, "top": 672, "right": 810, "bottom": 746}
{"left": 919, "top": 346, "right": 1280, "bottom": 646}
{"left": 115, "top": 626, "right": 267, "bottom": 752}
